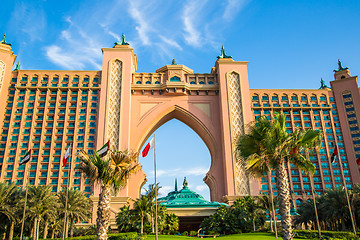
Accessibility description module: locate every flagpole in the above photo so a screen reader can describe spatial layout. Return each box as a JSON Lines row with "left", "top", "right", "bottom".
{"left": 20, "top": 155, "right": 31, "bottom": 240}
{"left": 267, "top": 170, "right": 278, "bottom": 239}
{"left": 62, "top": 144, "right": 72, "bottom": 240}
{"left": 153, "top": 135, "right": 158, "bottom": 240}
{"left": 310, "top": 177, "right": 321, "bottom": 237}
{"left": 335, "top": 144, "right": 357, "bottom": 237}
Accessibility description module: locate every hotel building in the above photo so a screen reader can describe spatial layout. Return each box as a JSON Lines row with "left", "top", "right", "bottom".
{"left": 0, "top": 35, "right": 360, "bottom": 221}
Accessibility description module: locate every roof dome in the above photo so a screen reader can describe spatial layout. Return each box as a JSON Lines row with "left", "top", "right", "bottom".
{"left": 159, "top": 177, "right": 228, "bottom": 208}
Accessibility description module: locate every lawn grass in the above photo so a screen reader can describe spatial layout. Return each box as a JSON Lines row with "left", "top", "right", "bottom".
{"left": 144, "top": 232, "right": 308, "bottom": 240}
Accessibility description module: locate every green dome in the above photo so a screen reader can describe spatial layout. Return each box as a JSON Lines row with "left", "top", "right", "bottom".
{"left": 159, "top": 177, "right": 228, "bottom": 208}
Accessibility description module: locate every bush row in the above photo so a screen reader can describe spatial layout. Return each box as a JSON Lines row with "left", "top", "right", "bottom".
{"left": 293, "top": 230, "right": 357, "bottom": 239}
{"left": 37, "top": 232, "right": 141, "bottom": 240}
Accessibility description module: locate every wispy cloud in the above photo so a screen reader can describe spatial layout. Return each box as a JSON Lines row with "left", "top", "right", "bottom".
{"left": 159, "top": 35, "right": 182, "bottom": 51}
{"left": 223, "top": 0, "right": 251, "bottom": 21}
{"left": 20, "top": 0, "right": 250, "bottom": 70}
{"left": 195, "top": 185, "right": 208, "bottom": 192}
{"left": 158, "top": 186, "right": 173, "bottom": 197}
{"left": 148, "top": 167, "right": 208, "bottom": 178}
{"left": 44, "top": 28, "right": 102, "bottom": 70}
{"left": 9, "top": 2, "right": 47, "bottom": 42}
{"left": 128, "top": 2, "right": 151, "bottom": 46}
{"left": 182, "top": 0, "right": 206, "bottom": 47}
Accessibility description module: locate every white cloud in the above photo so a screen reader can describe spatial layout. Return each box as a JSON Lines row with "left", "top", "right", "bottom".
{"left": 10, "top": 2, "right": 47, "bottom": 42}
{"left": 182, "top": 0, "right": 205, "bottom": 47}
{"left": 223, "top": 0, "right": 251, "bottom": 21}
{"left": 149, "top": 167, "right": 208, "bottom": 178}
{"left": 128, "top": 2, "right": 151, "bottom": 46}
{"left": 158, "top": 186, "right": 173, "bottom": 197}
{"left": 159, "top": 35, "right": 182, "bottom": 51}
{"left": 45, "top": 45, "right": 85, "bottom": 69}
{"left": 195, "top": 185, "right": 208, "bottom": 192}
{"left": 39, "top": 0, "right": 250, "bottom": 70}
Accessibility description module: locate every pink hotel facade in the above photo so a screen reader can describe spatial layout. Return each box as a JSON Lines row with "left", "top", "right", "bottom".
{"left": 1, "top": 38, "right": 360, "bottom": 219}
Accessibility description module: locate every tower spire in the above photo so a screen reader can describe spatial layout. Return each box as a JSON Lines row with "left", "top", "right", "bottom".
{"left": 175, "top": 178, "right": 178, "bottom": 192}
{"left": 217, "top": 45, "right": 232, "bottom": 59}
{"left": 14, "top": 62, "right": 20, "bottom": 71}
{"left": 334, "top": 59, "right": 349, "bottom": 72}
{"left": 319, "top": 78, "right": 329, "bottom": 89}
{"left": 114, "top": 32, "right": 130, "bottom": 46}
{"left": 0, "top": 33, "right": 12, "bottom": 46}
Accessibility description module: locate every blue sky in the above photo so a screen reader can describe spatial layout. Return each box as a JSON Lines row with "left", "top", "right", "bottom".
{"left": 2, "top": 0, "right": 360, "bottom": 200}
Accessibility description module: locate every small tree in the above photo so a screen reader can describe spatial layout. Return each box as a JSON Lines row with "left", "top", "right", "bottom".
{"left": 78, "top": 149, "right": 140, "bottom": 240}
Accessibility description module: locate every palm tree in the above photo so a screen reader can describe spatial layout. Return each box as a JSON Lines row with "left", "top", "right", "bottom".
{"left": 295, "top": 198, "right": 320, "bottom": 229}
{"left": 257, "top": 194, "right": 278, "bottom": 232}
{"left": 145, "top": 183, "right": 161, "bottom": 233}
{"left": 116, "top": 205, "right": 136, "bottom": 232}
{"left": 164, "top": 213, "right": 179, "bottom": 233}
{"left": 57, "top": 188, "right": 92, "bottom": 237}
{"left": 26, "top": 185, "right": 59, "bottom": 240}
{"left": 133, "top": 195, "right": 151, "bottom": 234}
{"left": 0, "top": 182, "right": 17, "bottom": 240}
{"left": 320, "top": 187, "right": 349, "bottom": 231}
{"left": 237, "top": 113, "right": 321, "bottom": 240}
{"left": 78, "top": 149, "right": 140, "bottom": 240}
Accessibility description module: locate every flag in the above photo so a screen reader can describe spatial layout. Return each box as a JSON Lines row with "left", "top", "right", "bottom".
{"left": 357, "top": 156, "right": 360, "bottom": 166}
{"left": 97, "top": 140, "right": 110, "bottom": 157}
{"left": 142, "top": 137, "right": 154, "bottom": 157}
{"left": 19, "top": 150, "right": 31, "bottom": 165}
{"left": 62, "top": 147, "right": 70, "bottom": 167}
{"left": 331, "top": 146, "right": 338, "bottom": 163}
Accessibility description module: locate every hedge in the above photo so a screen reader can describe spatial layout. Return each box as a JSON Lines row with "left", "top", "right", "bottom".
{"left": 293, "top": 230, "right": 357, "bottom": 239}
{"left": 38, "top": 232, "right": 141, "bottom": 240}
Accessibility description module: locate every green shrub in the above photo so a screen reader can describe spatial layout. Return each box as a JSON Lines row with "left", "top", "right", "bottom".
{"left": 39, "top": 232, "right": 140, "bottom": 240}
{"left": 190, "top": 231, "right": 197, "bottom": 236}
{"left": 293, "top": 230, "right": 356, "bottom": 239}
{"left": 181, "top": 231, "right": 188, "bottom": 236}
{"left": 109, "top": 232, "right": 139, "bottom": 240}
{"left": 208, "top": 231, "right": 220, "bottom": 236}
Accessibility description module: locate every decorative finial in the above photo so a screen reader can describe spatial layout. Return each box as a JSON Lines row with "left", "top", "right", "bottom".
{"left": 114, "top": 32, "right": 130, "bottom": 46}
{"left": 319, "top": 78, "right": 329, "bottom": 89}
{"left": 183, "top": 177, "right": 188, "bottom": 187}
{"left": 14, "top": 62, "right": 20, "bottom": 71}
{"left": 172, "top": 59, "right": 177, "bottom": 65}
{"left": 175, "top": 178, "right": 178, "bottom": 192}
{"left": 334, "top": 59, "right": 349, "bottom": 72}
{"left": 0, "top": 33, "right": 12, "bottom": 46}
{"left": 217, "top": 45, "right": 232, "bottom": 59}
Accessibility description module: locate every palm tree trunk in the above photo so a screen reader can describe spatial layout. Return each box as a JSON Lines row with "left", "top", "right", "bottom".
{"left": 97, "top": 184, "right": 111, "bottom": 240}
{"left": 9, "top": 221, "right": 15, "bottom": 240}
{"left": 51, "top": 229, "right": 55, "bottom": 239}
{"left": 37, "top": 218, "right": 41, "bottom": 240}
{"left": 275, "top": 162, "right": 293, "bottom": 240}
{"left": 141, "top": 215, "right": 144, "bottom": 234}
{"left": 2, "top": 224, "right": 7, "bottom": 240}
{"left": 269, "top": 212, "right": 273, "bottom": 232}
{"left": 33, "top": 218, "right": 37, "bottom": 240}
{"left": 70, "top": 219, "right": 74, "bottom": 237}
{"left": 43, "top": 220, "right": 49, "bottom": 239}
{"left": 341, "top": 217, "right": 346, "bottom": 231}
{"left": 65, "top": 218, "right": 69, "bottom": 238}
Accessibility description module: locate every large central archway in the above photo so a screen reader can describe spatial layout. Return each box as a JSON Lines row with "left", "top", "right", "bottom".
{"left": 92, "top": 44, "right": 259, "bottom": 222}
{"left": 138, "top": 119, "right": 211, "bottom": 200}
{"left": 134, "top": 104, "right": 219, "bottom": 201}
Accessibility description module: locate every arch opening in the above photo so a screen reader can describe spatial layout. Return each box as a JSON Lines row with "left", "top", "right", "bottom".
{"left": 139, "top": 119, "right": 212, "bottom": 200}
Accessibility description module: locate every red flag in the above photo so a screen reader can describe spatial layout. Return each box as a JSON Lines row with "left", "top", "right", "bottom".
{"left": 331, "top": 146, "right": 338, "bottom": 163}
{"left": 142, "top": 138, "right": 154, "bottom": 157}
{"left": 63, "top": 147, "right": 70, "bottom": 167}
{"left": 357, "top": 156, "right": 360, "bottom": 166}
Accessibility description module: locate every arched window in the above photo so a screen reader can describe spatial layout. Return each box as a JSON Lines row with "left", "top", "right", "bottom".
{"left": 170, "top": 76, "right": 181, "bottom": 82}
